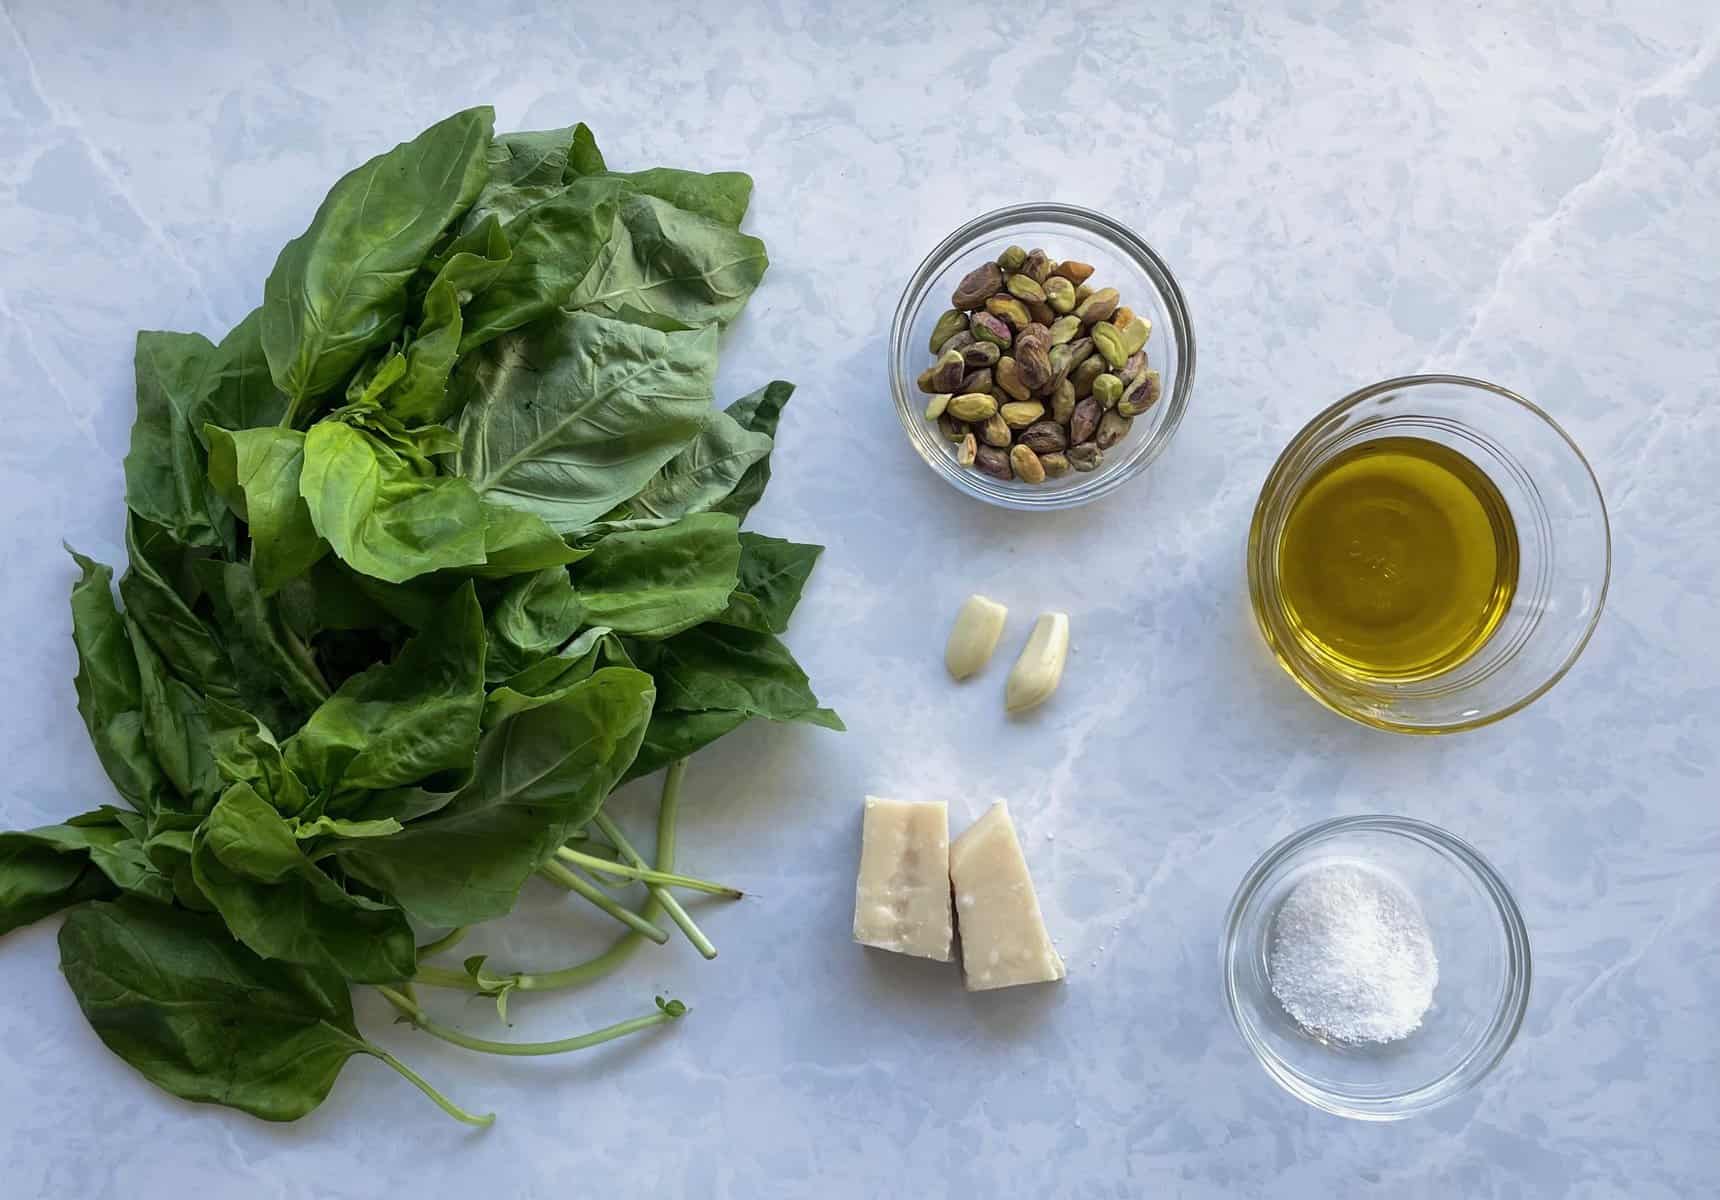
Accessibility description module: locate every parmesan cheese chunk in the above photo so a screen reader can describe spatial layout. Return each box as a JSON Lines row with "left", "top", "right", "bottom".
{"left": 852, "top": 796, "right": 953, "bottom": 962}
{"left": 948, "top": 801, "right": 1064, "bottom": 990}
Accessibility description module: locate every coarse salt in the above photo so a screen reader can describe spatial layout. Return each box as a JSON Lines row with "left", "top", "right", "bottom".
{"left": 1268, "top": 861, "right": 1438, "bottom": 1044}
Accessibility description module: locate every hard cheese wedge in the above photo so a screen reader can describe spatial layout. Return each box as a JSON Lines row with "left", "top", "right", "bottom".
{"left": 949, "top": 801, "right": 1065, "bottom": 990}
{"left": 852, "top": 796, "right": 954, "bottom": 961}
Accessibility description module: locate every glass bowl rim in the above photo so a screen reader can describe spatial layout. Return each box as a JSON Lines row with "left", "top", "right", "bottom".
{"left": 1220, "top": 813, "right": 1533, "bottom": 1120}
{"left": 1246, "top": 372, "right": 1613, "bottom": 734}
{"left": 888, "top": 201, "right": 1196, "bottom": 511}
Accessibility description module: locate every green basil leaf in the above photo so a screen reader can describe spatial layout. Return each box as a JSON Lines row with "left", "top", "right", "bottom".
{"left": 196, "top": 562, "right": 329, "bottom": 728}
{"left": 466, "top": 503, "right": 591, "bottom": 578}
{"left": 127, "top": 613, "right": 222, "bottom": 814}
{"left": 205, "top": 698, "right": 311, "bottom": 816}
{"left": 623, "top": 409, "right": 771, "bottom": 520}
{"left": 115, "top": 514, "right": 234, "bottom": 702}
{"left": 483, "top": 566, "right": 583, "bottom": 682}
{"left": 283, "top": 584, "right": 484, "bottom": 806}
{"left": 711, "top": 381, "right": 795, "bottom": 521}
{"left": 481, "top": 626, "right": 622, "bottom": 729}
{"left": 262, "top": 107, "right": 494, "bottom": 414}
{"left": 123, "top": 330, "right": 233, "bottom": 551}
{"left": 387, "top": 218, "right": 512, "bottom": 426}
{"left": 621, "top": 708, "right": 750, "bottom": 785}
{"left": 456, "top": 183, "right": 617, "bottom": 352}
{"left": 568, "top": 193, "right": 767, "bottom": 329}
{"left": 300, "top": 420, "right": 488, "bottom": 583}
{"left": 570, "top": 511, "right": 741, "bottom": 638}
{"left": 453, "top": 310, "right": 716, "bottom": 531}
{"left": 337, "top": 667, "right": 655, "bottom": 926}
{"left": 714, "top": 533, "right": 822, "bottom": 634}
{"left": 0, "top": 810, "right": 173, "bottom": 931}
{"left": 189, "top": 308, "right": 287, "bottom": 434}
{"left": 292, "top": 815, "right": 402, "bottom": 841}
{"left": 205, "top": 426, "right": 328, "bottom": 592}
{"left": 631, "top": 624, "right": 842, "bottom": 729}
{"left": 58, "top": 899, "right": 369, "bottom": 1122}
{"left": 66, "top": 548, "right": 167, "bottom": 816}
{"left": 564, "top": 124, "right": 753, "bottom": 228}
{"left": 192, "top": 785, "right": 415, "bottom": 983}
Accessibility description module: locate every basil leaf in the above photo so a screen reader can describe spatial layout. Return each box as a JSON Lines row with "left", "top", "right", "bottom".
{"left": 570, "top": 512, "right": 741, "bottom": 639}
{"left": 283, "top": 584, "right": 484, "bottom": 805}
{"left": 622, "top": 708, "right": 750, "bottom": 785}
{"left": 336, "top": 667, "right": 655, "bottom": 926}
{"left": 58, "top": 899, "right": 369, "bottom": 1122}
{"left": 453, "top": 310, "right": 717, "bottom": 531}
{"left": 67, "top": 548, "right": 167, "bottom": 816}
{"left": 205, "top": 426, "right": 328, "bottom": 591}
{"left": 482, "top": 565, "right": 583, "bottom": 682}
{"left": 715, "top": 534, "right": 822, "bottom": 634}
{"left": 123, "top": 330, "right": 232, "bottom": 551}
{"left": 387, "top": 218, "right": 512, "bottom": 425}
{"left": 569, "top": 193, "right": 767, "bottom": 329}
{"left": 623, "top": 410, "right": 772, "bottom": 520}
{"left": 565, "top": 124, "right": 753, "bottom": 228}
{"left": 456, "top": 183, "right": 617, "bottom": 352}
{"left": 262, "top": 107, "right": 494, "bottom": 415}
{"left": 632, "top": 624, "right": 842, "bottom": 729}
{"left": 189, "top": 308, "right": 287, "bottom": 435}
{"left": 300, "top": 420, "right": 488, "bottom": 583}
{"left": 192, "top": 785, "right": 415, "bottom": 983}
{"left": 712, "top": 381, "right": 795, "bottom": 521}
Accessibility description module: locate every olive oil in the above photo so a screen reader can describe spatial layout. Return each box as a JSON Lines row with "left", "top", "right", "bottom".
{"left": 1277, "top": 437, "right": 1518, "bottom": 681}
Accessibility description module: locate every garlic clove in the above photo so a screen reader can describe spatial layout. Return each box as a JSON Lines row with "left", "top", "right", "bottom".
{"left": 1005, "top": 612, "right": 1069, "bottom": 713}
{"left": 944, "top": 594, "right": 1009, "bottom": 680}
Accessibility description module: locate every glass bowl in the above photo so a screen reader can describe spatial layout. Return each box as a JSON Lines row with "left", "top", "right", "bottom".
{"left": 889, "top": 203, "right": 1195, "bottom": 510}
{"left": 1222, "top": 815, "right": 1531, "bottom": 1121}
{"left": 1248, "top": 375, "right": 1611, "bottom": 733}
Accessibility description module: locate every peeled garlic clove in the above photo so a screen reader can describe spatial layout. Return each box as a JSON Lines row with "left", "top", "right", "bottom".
{"left": 1005, "top": 613, "right": 1069, "bottom": 713}
{"left": 945, "top": 594, "right": 1009, "bottom": 681}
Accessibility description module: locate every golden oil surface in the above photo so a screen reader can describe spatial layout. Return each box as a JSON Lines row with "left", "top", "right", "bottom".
{"left": 1277, "top": 436, "right": 1519, "bottom": 681}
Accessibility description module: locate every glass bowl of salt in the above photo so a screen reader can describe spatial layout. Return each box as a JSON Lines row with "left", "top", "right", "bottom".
{"left": 1221, "top": 815, "right": 1530, "bottom": 1120}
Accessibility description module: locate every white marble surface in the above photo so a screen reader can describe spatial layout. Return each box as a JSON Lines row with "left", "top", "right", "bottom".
{"left": 2, "top": 2, "right": 1717, "bottom": 1196}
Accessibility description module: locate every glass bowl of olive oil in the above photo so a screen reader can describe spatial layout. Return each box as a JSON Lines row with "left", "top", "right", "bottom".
{"left": 1248, "top": 375, "right": 1610, "bottom": 733}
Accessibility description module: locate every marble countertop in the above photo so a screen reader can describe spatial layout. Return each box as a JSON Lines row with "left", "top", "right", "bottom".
{"left": 2, "top": 2, "right": 1716, "bottom": 1196}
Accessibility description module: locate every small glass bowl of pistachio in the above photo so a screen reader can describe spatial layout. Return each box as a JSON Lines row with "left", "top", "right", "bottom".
{"left": 891, "top": 204, "right": 1194, "bottom": 510}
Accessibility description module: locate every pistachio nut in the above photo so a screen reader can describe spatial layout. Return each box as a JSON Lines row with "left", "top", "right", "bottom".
{"left": 1020, "top": 420, "right": 1069, "bottom": 455}
{"left": 1000, "top": 400, "right": 1046, "bottom": 430}
{"left": 1112, "top": 307, "right": 1150, "bottom": 356}
{"left": 1050, "top": 378, "right": 1077, "bottom": 424}
{"left": 1026, "top": 298, "right": 1057, "bottom": 326}
{"left": 996, "top": 245, "right": 1027, "bottom": 272}
{"left": 1075, "top": 286, "right": 1120, "bottom": 324}
{"left": 916, "top": 365, "right": 939, "bottom": 394}
{"left": 1071, "top": 396, "right": 1101, "bottom": 444}
{"left": 1090, "top": 322, "right": 1128, "bottom": 369}
{"left": 1118, "top": 351, "right": 1146, "bottom": 386}
{"left": 1005, "top": 273, "right": 1047, "bottom": 304}
{"left": 931, "top": 347, "right": 968, "bottom": 391}
{"left": 979, "top": 413, "right": 1012, "bottom": 447}
{"left": 1074, "top": 282, "right": 1094, "bottom": 303}
{"left": 1070, "top": 353, "right": 1106, "bottom": 399}
{"left": 1018, "top": 321, "right": 1051, "bottom": 347}
{"left": 1015, "top": 338, "right": 1053, "bottom": 392}
{"left": 947, "top": 391, "right": 1000, "bottom": 422}
{"left": 995, "top": 355, "right": 1032, "bottom": 402}
{"left": 1021, "top": 248, "right": 1053, "bottom": 283}
{"left": 1043, "top": 275, "right": 1077, "bottom": 314}
{"left": 1091, "top": 373, "right": 1123, "bottom": 409}
{"left": 1050, "top": 337, "right": 1094, "bottom": 388}
{"left": 952, "top": 262, "right": 1005, "bottom": 310}
{"left": 974, "top": 443, "right": 1014, "bottom": 480}
{"left": 1067, "top": 442, "right": 1102, "bottom": 472}
{"left": 929, "top": 309, "right": 968, "bottom": 354}
{"left": 970, "top": 311, "right": 1012, "bottom": 347}
{"left": 960, "top": 367, "right": 993, "bottom": 395}
{"left": 1040, "top": 451, "right": 1071, "bottom": 478}
{"left": 961, "top": 340, "right": 1001, "bottom": 369}
{"left": 938, "top": 329, "right": 976, "bottom": 358}
{"left": 956, "top": 432, "right": 978, "bottom": 468}
{"left": 1096, "top": 409, "right": 1132, "bottom": 450}
{"left": 1010, "top": 444, "right": 1047, "bottom": 485}
{"left": 985, "top": 293, "right": 1032, "bottom": 330}
{"left": 925, "top": 393, "right": 952, "bottom": 421}
{"left": 1048, "top": 314, "right": 1082, "bottom": 345}
{"left": 1055, "top": 260, "right": 1095, "bottom": 284}
{"left": 937, "top": 414, "right": 966, "bottom": 442}
{"left": 1116, "top": 368, "right": 1162, "bottom": 417}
